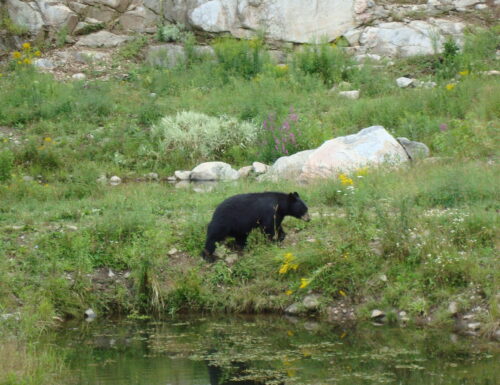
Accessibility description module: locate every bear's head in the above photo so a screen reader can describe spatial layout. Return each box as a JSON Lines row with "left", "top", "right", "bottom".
{"left": 288, "top": 192, "right": 310, "bottom": 222}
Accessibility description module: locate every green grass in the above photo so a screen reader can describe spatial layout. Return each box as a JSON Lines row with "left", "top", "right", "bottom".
{"left": 0, "top": 28, "right": 499, "bottom": 384}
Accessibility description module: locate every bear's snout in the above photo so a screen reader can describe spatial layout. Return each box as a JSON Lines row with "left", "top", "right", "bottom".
{"left": 301, "top": 213, "right": 311, "bottom": 222}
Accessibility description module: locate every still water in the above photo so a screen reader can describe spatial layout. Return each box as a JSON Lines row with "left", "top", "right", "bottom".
{"left": 55, "top": 315, "right": 499, "bottom": 385}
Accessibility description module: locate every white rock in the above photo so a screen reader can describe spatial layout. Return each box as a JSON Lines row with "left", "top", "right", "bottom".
{"left": 396, "top": 77, "right": 415, "bottom": 88}
{"left": 22, "top": 175, "right": 34, "bottom": 182}
{"left": 75, "top": 31, "right": 131, "bottom": 48}
{"left": 119, "top": 6, "right": 157, "bottom": 32}
{"left": 261, "top": 149, "right": 315, "bottom": 181}
{"left": 190, "top": 161, "right": 239, "bottom": 181}
{"left": 84, "top": 308, "right": 96, "bottom": 319}
{"left": 37, "top": 1, "right": 79, "bottom": 33}
{"left": 448, "top": 301, "right": 459, "bottom": 315}
{"left": 338, "top": 90, "right": 360, "bottom": 99}
{"left": 145, "top": 172, "right": 159, "bottom": 180}
{"left": 300, "top": 126, "right": 409, "bottom": 180}
{"left": 108, "top": 269, "right": 115, "bottom": 278}
{"left": 371, "top": 309, "right": 385, "bottom": 319}
{"left": 354, "top": 53, "right": 382, "bottom": 62}
{"left": 74, "top": 50, "right": 110, "bottom": 63}
{"left": 168, "top": 247, "right": 178, "bottom": 255}
{"left": 453, "top": 0, "right": 480, "bottom": 7}
{"left": 475, "top": 3, "right": 488, "bottom": 9}
{"left": 252, "top": 161, "right": 268, "bottom": 174}
{"left": 82, "top": 0, "right": 131, "bottom": 12}
{"left": 285, "top": 303, "right": 301, "bottom": 315}
{"left": 467, "top": 322, "right": 481, "bottom": 331}
{"left": 174, "top": 170, "right": 191, "bottom": 180}
{"left": 189, "top": 0, "right": 236, "bottom": 33}
{"left": 109, "top": 175, "right": 122, "bottom": 185}
{"left": 72, "top": 73, "right": 87, "bottom": 80}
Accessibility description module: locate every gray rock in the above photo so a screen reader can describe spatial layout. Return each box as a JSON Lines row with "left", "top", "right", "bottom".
{"left": 338, "top": 90, "right": 360, "bottom": 99}
{"left": 396, "top": 77, "right": 415, "bottom": 88}
{"left": 168, "top": 247, "right": 177, "bottom": 255}
{"left": 448, "top": 301, "right": 459, "bottom": 315}
{"left": 145, "top": 172, "right": 159, "bottom": 180}
{"left": 74, "top": 50, "right": 110, "bottom": 63}
{"left": 285, "top": 303, "right": 301, "bottom": 315}
{"left": 237, "top": 165, "right": 253, "bottom": 178}
{"left": 261, "top": 149, "right": 315, "bottom": 181}
{"left": 34, "top": 58, "right": 56, "bottom": 69}
{"left": 190, "top": 162, "right": 239, "bottom": 181}
{"left": 22, "top": 175, "right": 34, "bottom": 182}
{"left": 302, "top": 294, "right": 321, "bottom": 311}
{"left": 6, "top": 0, "right": 44, "bottom": 33}
{"left": 397, "top": 137, "right": 430, "bottom": 160}
{"left": 75, "top": 31, "right": 131, "bottom": 48}
{"left": 174, "top": 170, "right": 191, "bottom": 180}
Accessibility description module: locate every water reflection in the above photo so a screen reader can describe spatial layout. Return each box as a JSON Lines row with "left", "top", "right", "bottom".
{"left": 53, "top": 315, "right": 499, "bottom": 385}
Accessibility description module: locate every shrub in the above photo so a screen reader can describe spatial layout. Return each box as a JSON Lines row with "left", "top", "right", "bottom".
{"left": 212, "top": 36, "right": 269, "bottom": 79}
{"left": 148, "top": 111, "right": 261, "bottom": 163}
{"left": 156, "top": 23, "right": 185, "bottom": 43}
{"left": 292, "top": 41, "right": 351, "bottom": 86}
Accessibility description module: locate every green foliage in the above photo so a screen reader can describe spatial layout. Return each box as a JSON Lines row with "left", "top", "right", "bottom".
{"left": 0, "top": 149, "right": 14, "bottom": 182}
{"left": 117, "top": 36, "right": 149, "bottom": 60}
{"left": 147, "top": 111, "right": 261, "bottom": 164}
{"left": 156, "top": 23, "right": 185, "bottom": 42}
{"left": 212, "top": 36, "right": 269, "bottom": 80}
{"left": 292, "top": 41, "right": 351, "bottom": 86}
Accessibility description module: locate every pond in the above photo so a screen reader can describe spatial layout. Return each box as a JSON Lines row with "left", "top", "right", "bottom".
{"left": 55, "top": 315, "right": 499, "bottom": 385}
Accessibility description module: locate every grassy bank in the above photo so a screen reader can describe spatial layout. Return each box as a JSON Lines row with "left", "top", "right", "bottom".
{"left": 0, "top": 26, "right": 499, "bottom": 384}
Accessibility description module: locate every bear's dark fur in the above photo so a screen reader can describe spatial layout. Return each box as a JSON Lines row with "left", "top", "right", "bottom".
{"left": 202, "top": 192, "right": 310, "bottom": 262}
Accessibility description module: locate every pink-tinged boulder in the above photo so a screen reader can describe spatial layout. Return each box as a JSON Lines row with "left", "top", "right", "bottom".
{"left": 299, "top": 126, "right": 409, "bottom": 180}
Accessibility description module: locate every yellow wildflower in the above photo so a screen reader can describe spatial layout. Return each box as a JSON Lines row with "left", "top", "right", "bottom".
{"left": 340, "top": 332, "right": 347, "bottom": 339}
{"left": 339, "top": 173, "right": 354, "bottom": 186}
{"left": 287, "top": 330, "right": 294, "bottom": 336}
{"left": 355, "top": 167, "right": 368, "bottom": 177}
{"left": 445, "top": 83, "right": 455, "bottom": 91}
{"left": 458, "top": 70, "right": 469, "bottom": 76}
{"left": 0, "top": 73, "right": 3, "bottom": 78}
{"left": 339, "top": 290, "right": 346, "bottom": 297}
{"left": 23, "top": 58, "right": 32, "bottom": 65}
{"left": 22, "top": 42, "right": 31, "bottom": 50}
{"left": 12, "top": 51, "right": 22, "bottom": 59}
{"left": 299, "top": 278, "right": 310, "bottom": 289}
{"left": 43, "top": 137, "right": 52, "bottom": 143}
{"left": 302, "top": 349, "right": 312, "bottom": 357}
{"left": 285, "top": 290, "right": 293, "bottom": 296}
{"left": 279, "top": 264, "right": 290, "bottom": 275}
{"left": 35, "top": 50, "right": 42, "bottom": 57}
{"left": 17, "top": 61, "right": 22, "bottom": 65}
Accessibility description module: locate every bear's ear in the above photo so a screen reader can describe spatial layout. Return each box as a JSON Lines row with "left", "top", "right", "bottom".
{"left": 293, "top": 192, "right": 299, "bottom": 198}
{"left": 288, "top": 192, "right": 297, "bottom": 201}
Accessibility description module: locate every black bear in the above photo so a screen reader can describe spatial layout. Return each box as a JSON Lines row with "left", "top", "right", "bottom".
{"left": 202, "top": 192, "right": 310, "bottom": 262}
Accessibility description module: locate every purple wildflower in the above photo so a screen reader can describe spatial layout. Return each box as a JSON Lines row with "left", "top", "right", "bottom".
{"left": 439, "top": 123, "right": 448, "bottom": 132}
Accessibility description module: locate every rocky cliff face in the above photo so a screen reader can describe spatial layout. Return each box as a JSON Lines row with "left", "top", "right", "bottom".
{"left": 1, "top": 0, "right": 498, "bottom": 56}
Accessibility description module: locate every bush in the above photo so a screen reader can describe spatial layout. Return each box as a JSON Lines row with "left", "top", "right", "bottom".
{"left": 148, "top": 111, "right": 261, "bottom": 164}
{"left": 213, "top": 36, "right": 269, "bottom": 80}
{"left": 292, "top": 42, "right": 351, "bottom": 86}
{"left": 156, "top": 23, "right": 185, "bottom": 43}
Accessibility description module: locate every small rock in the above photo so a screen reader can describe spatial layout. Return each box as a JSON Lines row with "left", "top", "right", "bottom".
{"left": 463, "top": 314, "right": 474, "bottom": 320}
{"left": 415, "top": 80, "right": 436, "bottom": 88}
{"left": 66, "top": 225, "right": 78, "bottom": 231}
{"left": 22, "top": 176, "right": 34, "bottom": 182}
{"left": 72, "top": 73, "right": 87, "bottom": 81}
{"left": 168, "top": 248, "right": 177, "bottom": 256}
{"left": 174, "top": 170, "right": 191, "bottom": 180}
{"left": 399, "top": 310, "right": 410, "bottom": 323}
{"left": 97, "top": 174, "right": 107, "bottom": 184}
{"left": 379, "top": 274, "right": 388, "bottom": 282}
{"left": 145, "top": 172, "right": 159, "bottom": 181}
{"left": 285, "top": 303, "right": 301, "bottom": 315}
{"left": 338, "top": 90, "right": 360, "bottom": 100}
{"left": 475, "top": 3, "right": 488, "bottom": 9}
{"left": 483, "top": 70, "right": 500, "bottom": 76}
{"left": 34, "top": 58, "right": 55, "bottom": 69}
{"left": 397, "top": 137, "right": 430, "bottom": 160}
{"left": 149, "top": 93, "right": 157, "bottom": 98}
{"left": 303, "top": 294, "right": 321, "bottom": 311}
{"left": 84, "top": 308, "right": 96, "bottom": 319}
{"left": 167, "top": 176, "right": 177, "bottom": 182}
{"left": 108, "top": 269, "right": 115, "bottom": 278}
{"left": 225, "top": 254, "right": 238, "bottom": 265}
{"left": 109, "top": 175, "right": 122, "bottom": 185}
{"left": 467, "top": 322, "right": 481, "bottom": 331}
{"left": 448, "top": 301, "right": 458, "bottom": 315}
{"left": 371, "top": 309, "right": 385, "bottom": 319}
{"left": 354, "top": 53, "right": 381, "bottom": 62}
{"left": 396, "top": 77, "right": 414, "bottom": 88}
{"left": 124, "top": 271, "right": 131, "bottom": 278}
{"left": 238, "top": 166, "right": 253, "bottom": 178}
{"left": 303, "top": 321, "right": 320, "bottom": 331}
{"left": 252, "top": 161, "right": 269, "bottom": 174}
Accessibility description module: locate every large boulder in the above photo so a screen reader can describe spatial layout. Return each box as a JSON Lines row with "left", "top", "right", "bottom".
{"left": 300, "top": 126, "right": 409, "bottom": 180}
{"left": 75, "top": 31, "right": 132, "bottom": 47}
{"left": 6, "top": 0, "right": 44, "bottom": 33}
{"left": 190, "top": 161, "right": 239, "bottom": 181}
{"left": 37, "top": 1, "right": 79, "bottom": 34}
{"left": 359, "top": 19, "right": 465, "bottom": 57}
{"left": 261, "top": 150, "right": 315, "bottom": 181}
